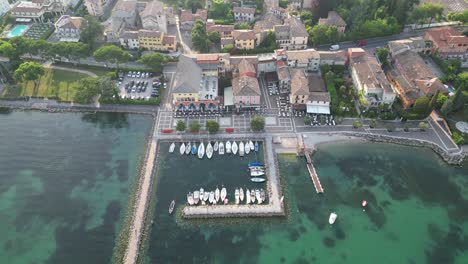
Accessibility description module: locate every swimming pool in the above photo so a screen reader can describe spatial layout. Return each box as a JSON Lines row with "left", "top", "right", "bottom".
{"left": 6, "top": 25, "right": 30, "bottom": 38}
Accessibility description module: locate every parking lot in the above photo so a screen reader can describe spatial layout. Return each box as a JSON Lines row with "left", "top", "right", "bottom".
{"left": 118, "top": 71, "right": 167, "bottom": 100}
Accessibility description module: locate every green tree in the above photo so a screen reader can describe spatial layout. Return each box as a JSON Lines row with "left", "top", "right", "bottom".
{"left": 235, "top": 23, "right": 250, "bottom": 30}
{"left": 257, "top": 31, "right": 277, "bottom": 49}
{"left": 300, "top": 10, "right": 314, "bottom": 27}
{"left": 447, "top": 10, "right": 468, "bottom": 23}
{"left": 14, "top": 61, "right": 44, "bottom": 89}
{"left": 0, "top": 40, "right": 15, "bottom": 59}
{"left": 184, "top": 0, "right": 203, "bottom": 13}
{"left": 206, "top": 120, "right": 220, "bottom": 133}
{"left": 250, "top": 115, "right": 265, "bottom": 131}
{"left": 29, "top": 39, "right": 51, "bottom": 60}
{"left": 69, "top": 42, "right": 90, "bottom": 63}
{"left": 138, "top": 53, "right": 168, "bottom": 72}
{"left": 208, "top": 0, "right": 233, "bottom": 21}
{"left": 412, "top": 3, "right": 444, "bottom": 25}
{"left": 413, "top": 96, "right": 430, "bottom": 116}
{"left": 309, "top": 24, "right": 329, "bottom": 45}
{"left": 93, "top": 45, "right": 131, "bottom": 68}
{"left": 440, "top": 98, "right": 453, "bottom": 116}
{"left": 80, "top": 15, "right": 104, "bottom": 50}
{"left": 369, "top": 119, "right": 377, "bottom": 128}
{"left": 326, "top": 26, "right": 339, "bottom": 44}
{"left": 191, "top": 20, "right": 211, "bottom": 52}
{"left": 304, "top": 116, "right": 312, "bottom": 125}
{"left": 221, "top": 44, "right": 234, "bottom": 53}
{"left": 98, "top": 75, "right": 118, "bottom": 100}
{"left": 176, "top": 120, "right": 186, "bottom": 132}
{"left": 189, "top": 120, "right": 201, "bottom": 132}
{"left": 456, "top": 73, "right": 468, "bottom": 91}
{"left": 74, "top": 77, "right": 101, "bottom": 104}
{"left": 208, "top": 31, "right": 221, "bottom": 43}
{"left": 418, "top": 121, "right": 430, "bottom": 131}
{"left": 376, "top": 47, "right": 389, "bottom": 65}
{"left": 428, "top": 90, "right": 439, "bottom": 113}
{"left": 436, "top": 93, "right": 448, "bottom": 109}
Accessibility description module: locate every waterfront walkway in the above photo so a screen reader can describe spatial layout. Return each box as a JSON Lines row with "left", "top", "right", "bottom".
{"left": 306, "top": 163, "right": 324, "bottom": 194}
{"left": 183, "top": 135, "right": 285, "bottom": 218}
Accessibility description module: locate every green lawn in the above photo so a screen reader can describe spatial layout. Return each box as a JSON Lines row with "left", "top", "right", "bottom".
{"left": 1, "top": 69, "right": 89, "bottom": 101}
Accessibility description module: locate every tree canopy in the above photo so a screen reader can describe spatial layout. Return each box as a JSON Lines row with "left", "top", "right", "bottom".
{"left": 14, "top": 61, "right": 44, "bottom": 83}
{"left": 80, "top": 15, "right": 104, "bottom": 50}
{"left": 447, "top": 10, "right": 468, "bottom": 24}
{"left": 138, "top": 53, "right": 168, "bottom": 72}
{"left": 93, "top": 45, "right": 131, "bottom": 68}
{"left": 206, "top": 120, "right": 220, "bottom": 134}
{"left": 191, "top": 20, "right": 211, "bottom": 52}
{"left": 251, "top": 116, "right": 265, "bottom": 131}
{"left": 412, "top": 3, "right": 444, "bottom": 24}
{"left": 74, "top": 75, "right": 118, "bottom": 104}
{"left": 176, "top": 120, "right": 186, "bottom": 132}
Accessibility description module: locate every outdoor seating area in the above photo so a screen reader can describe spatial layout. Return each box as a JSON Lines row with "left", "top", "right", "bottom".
{"left": 23, "top": 23, "right": 53, "bottom": 39}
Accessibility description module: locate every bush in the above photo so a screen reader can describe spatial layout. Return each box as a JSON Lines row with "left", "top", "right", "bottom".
{"left": 452, "top": 131, "right": 465, "bottom": 145}
{"left": 335, "top": 116, "right": 343, "bottom": 124}
{"left": 189, "top": 121, "right": 201, "bottom": 132}
{"left": 251, "top": 115, "right": 265, "bottom": 132}
{"left": 404, "top": 123, "right": 410, "bottom": 132}
{"left": 369, "top": 120, "right": 377, "bottom": 128}
{"left": 304, "top": 116, "right": 312, "bottom": 125}
{"left": 176, "top": 120, "right": 186, "bottom": 132}
{"left": 353, "top": 120, "right": 363, "bottom": 129}
{"left": 206, "top": 120, "right": 220, "bottom": 134}
{"left": 386, "top": 125, "right": 394, "bottom": 132}
{"left": 419, "top": 122, "right": 430, "bottom": 131}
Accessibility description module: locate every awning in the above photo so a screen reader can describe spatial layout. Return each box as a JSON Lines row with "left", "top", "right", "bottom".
{"left": 307, "top": 104, "right": 330, "bottom": 114}
{"left": 16, "top": 18, "right": 32, "bottom": 22}
{"left": 223, "top": 86, "right": 233, "bottom": 106}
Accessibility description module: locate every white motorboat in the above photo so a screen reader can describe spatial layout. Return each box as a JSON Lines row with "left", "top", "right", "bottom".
{"left": 329, "top": 212, "right": 337, "bottom": 225}
{"left": 179, "top": 142, "right": 186, "bottom": 155}
{"left": 220, "top": 187, "right": 227, "bottom": 201}
{"left": 226, "top": 141, "right": 232, "bottom": 154}
{"left": 260, "top": 189, "right": 266, "bottom": 202}
{"left": 249, "top": 140, "right": 254, "bottom": 151}
{"left": 246, "top": 189, "right": 251, "bottom": 204}
{"left": 206, "top": 142, "right": 213, "bottom": 159}
{"left": 250, "top": 170, "right": 265, "bottom": 177}
{"left": 187, "top": 192, "right": 194, "bottom": 205}
{"left": 235, "top": 188, "right": 240, "bottom": 205}
{"left": 255, "top": 189, "right": 261, "bottom": 204}
{"left": 215, "top": 187, "right": 220, "bottom": 203}
{"left": 194, "top": 191, "right": 200, "bottom": 205}
{"left": 213, "top": 141, "right": 219, "bottom": 152}
{"left": 232, "top": 141, "right": 238, "bottom": 155}
{"left": 169, "top": 142, "right": 175, "bottom": 153}
{"left": 245, "top": 141, "right": 250, "bottom": 154}
{"left": 219, "top": 142, "right": 225, "bottom": 155}
{"left": 169, "top": 200, "right": 175, "bottom": 214}
{"left": 200, "top": 188, "right": 204, "bottom": 205}
{"left": 251, "top": 177, "right": 266, "bottom": 183}
{"left": 250, "top": 189, "right": 256, "bottom": 203}
{"left": 198, "top": 142, "right": 205, "bottom": 159}
{"left": 185, "top": 142, "right": 191, "bottom": 155}
{"left": 239, "top": 187, "right": 244, "bottom": 202}
{"left": 239, "top": 142, "right": 245, "bottom": 156}
{"left": 203, "top": 191, "right": 209, "bottom": 202}
{"left": 209, "top": 191, "right": 215, "bottom": 204}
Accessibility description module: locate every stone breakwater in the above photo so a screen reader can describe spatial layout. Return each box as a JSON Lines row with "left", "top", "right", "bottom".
{"left": 341, "top": 132, "right": 466, "bottom": 165}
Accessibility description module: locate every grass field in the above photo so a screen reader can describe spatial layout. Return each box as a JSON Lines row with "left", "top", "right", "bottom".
{"left": 2, "top": 69, "right": 89, "bottom": 101}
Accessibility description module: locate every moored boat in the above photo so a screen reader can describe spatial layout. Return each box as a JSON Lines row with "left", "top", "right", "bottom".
{"left": 219, "top": 142, "right": 225, "bottom": 155}
{"left": 255, "top": 189, "right": 261, "bottom": 204}
{"left": 169, "top": 200, "right": 175, "bottom": 214}
{"left": 250, "top": 170, "right": 265, "bottom": 177}
{"left": 213, "top": 141, "right": 219, "bottom": 152}
{"left": 235, "top": 188, "right": 240, "bottom": 205}
{"left": 185, "top": 142, "right": 191, "bottom": 155}
{"left": 251, "top": 189, "right": 256, "bottom": 203}
{"left": 220, "top": 187, "right": 227, "bottom": 201}
{"left": 200, "top": 188, "right": 204, "bottom": 205}
{"left": 187, "top": 192, "right": 194, "bottom": 205}
{"left": 215, "top": 187, "right": 220, "bottom": 203}
{"left": 239, "top": 142, "right": 245, "bottom": 157}
{"left": 329, "top": 212, "right": 337, "bottom": 225}
{"left": 194, "top": 191, "right": 200, "bottom": 205}
{"left": 249, "top": 165, "right": 266, "bottom": 170}
{"left": 239, "top": 187, "right": 244, "bottom": 202}
{"left": 248, "top": 162, "right": 264, "bottom": 167}
{"left": 245, "top": 141, "right": 250, "bottom": 154}
{"left": 246, "top": 189, "right": 251, "bottom": 204}
{"left": 260, "top": 189, "right": 266, "bottom": 203}
{"left": 249, "top": 140, "right": 254, "bottom": 151}
{"left": 226, "top": 141, "right": 232, "bottom": 154}
{"left": 251, "top": 177, "right": 266, "bottom": 183}
{"left": 254, "top": 141, "right": 259, "bottom": 152}
{"left": 180, "top": 143, "right": 186, "bottom": 155}
{"left": 203, "top": 191, "right": 209, "bottom": 203}
{"left": 206, "top": 142, "right": 213, "bottom": 159}
{"left": 169, "top": 142, "right": 175, "bottom": 153}
{"left": 198, "top": 142, "right": 205, "bottom": 159}
{"left": 209, "top": 191, "right": 215, "bottom": 204}
{"left": 232, "top": 141, "right": 238, "bottom": 155}
{"left": 191, "top": 142, "right": 197, "bottom": 155}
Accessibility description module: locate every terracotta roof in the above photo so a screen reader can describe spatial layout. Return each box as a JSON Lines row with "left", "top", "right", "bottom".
{"left": 290, "top": 69, "right": 310, "bottom": 96}
{"left": 196, "top": 53, "right": 219, "bottom": 63}
{"left": 138, "top": 30, "right": 162, "bottom": 38}
{"left": 388, "top": 37, "right": 427, "bottom": 55}
{"left": 55, "top": 15, "right": 84, "bottom": 30}
{"left": 350, "top": 53, "right": 393, "bottom": 94}
{"left": 233, "top": 7, "right": 256, "bottom": 14}
{"left": 254, "top": 13, "right": 282, "bottom": 33}
{"left": 11, "top": 2, "right": 42, "bottom": 13}
{"left": 221, "top": 37, "right": 234, "bottom": 45}
{"left": 120, "top": 31, "right": 139, "bottom": 40}
{"left": 277, "top": 62, "right": 290, "bottom": 80}
{"left": 308, "top": 75, "right": 327, "bottom": 93}
{"left": 232, "top": 30, "right": 255, "bottom": 41}
{"left": 162, "top": 35, "right": 176, "bottom": 45}
{"left": 285, "top": 17, "right": 308, "bottom": 38}
{"left": 207, "top": 24, "right": 234, "bottom": 33}
{"left": 114, "top": 0, "right": 137, "bottom": 13}
{"left": 232, "top": 76, "right": 261, "bottom": 96}
{"left": 237, "top": 58, "right": 256, "bottom": 77}
{"left": 319, "top": 50, "right": 347, "bottom": 62}
{"left": 230, "top": 56, "right": 258, "bottom": 67}
{"left": 286, "top": 49, "right": 320, "bottom": 64}
{"left": 318, "top": 11, "right": 346, "bottom": 27}
{"left": 140, "top": 0, "right": 165, "bottom": 18}
{"left": 425, "top": 26, "right": 468, "bottom": 47}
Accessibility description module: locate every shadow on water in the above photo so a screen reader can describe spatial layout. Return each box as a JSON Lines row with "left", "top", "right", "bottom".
{"left": 81, "top": 112, "right": 130, "bottom": 128}
{"left": 0, "top": 107, "right": 12, "bottom": 115}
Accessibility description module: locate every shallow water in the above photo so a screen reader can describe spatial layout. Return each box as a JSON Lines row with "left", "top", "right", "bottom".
{"left": 145, "top": 141, "right": 468, "bottom": 264}
{"left": 0, "top": 110, "right": 152, "bottom": 264}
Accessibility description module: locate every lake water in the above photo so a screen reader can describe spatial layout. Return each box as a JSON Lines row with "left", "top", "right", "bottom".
{"left": 144, "top": 141, "right": 468, "bottom": 264}
{"left": 0, "top": 110, "right": 152, "bottom": 264}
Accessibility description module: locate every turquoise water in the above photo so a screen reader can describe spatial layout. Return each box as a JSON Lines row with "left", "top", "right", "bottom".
{"left": 6, "top": 25, "right": 29, "bottom": 38}
{"left": 0, "top": 110, "right": 152, "bottom": 264}
{"left": 145, "top": 141, "right": 468, "bottom": 263}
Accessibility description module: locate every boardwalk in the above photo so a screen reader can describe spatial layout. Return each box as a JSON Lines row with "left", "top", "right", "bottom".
{"left": 307, "top": 163, "right": 324, "bottom": 194}
{"left": 183, "top": 136, "right": 285, "bottom": 218}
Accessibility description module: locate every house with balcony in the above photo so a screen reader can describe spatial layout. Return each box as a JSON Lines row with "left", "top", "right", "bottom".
{"left": 54, "top": 15, "right": 84, "bottom": 42}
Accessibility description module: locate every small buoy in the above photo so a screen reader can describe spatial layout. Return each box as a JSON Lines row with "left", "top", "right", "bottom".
{"left": 362, "top": 200, "right": 367, "bottom": 207}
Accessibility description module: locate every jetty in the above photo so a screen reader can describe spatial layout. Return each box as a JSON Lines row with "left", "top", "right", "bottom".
{"left": 304, "top": 150, "right": 324, "bottom": 194}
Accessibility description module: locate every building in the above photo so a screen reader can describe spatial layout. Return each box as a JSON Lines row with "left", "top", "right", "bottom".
{"left": 54, "top": 15, "right": 84, "bottom": 42}
{"left": 307, "top": 75, "right": 331, "bottom": 114}
{"left": 424, "top": 27, "right": 468, "bottom": 59}
{"left": 119, "top": 29, "right": 176, "bottom": 51}
{"left": 139, "top": 0, "right": 168, "bottom": 33}
{"left": 0, "top": 0, "right": 11, "bottom": 17}
{"left": 172, "top": 55, "right": 220, "bottom": 110}
{"left": 276, "top": 59, "right": 291, "bottom": 94}
{"left": 285, "top": 49, "right": 320, "bottom": 71}
{"left": 389, "top": 50, "right": 446, "bottom": 109}
{"left": 232, "top": 59, "right": 261, "bottom": 108}
{"left": 233, "top": 6, "right": 255, "bottom": 22}
{"left": 290, "top": 68, "right": 310, "bottom": 109}
{"left": 257, "top": 53, "right": 277, "bottom": 75}
{"left": 232, "top": 30, "right": 256, "bottom": 50}
{"left": 349, "top": 51, "right": 395, "bottom": 106}
{"left": 221, "top": 37, "right": 234, "bottom": 49}
{"left": 207, "top": 24, "right": 234, "bottom": 38}
{"left": 10, "top": 1, "right": 45, "bottom": 21}
{"left": 318, "top": 11, "right": 346, "bottom": 33}
{"left": 274, "top": 17, "right": 308, "bottom": 50}
{"left": 319, "top": 50, "right": 347, "bottom": 65}
{"left": 84, "top": 0, "right": 114, "bottom": 17}
{"left": 302, "top": 0, "right": 318, "bottom": 9}
{"left": 179, "top": 9, "right": 207, "bottom": 31}
{"left": 388, "top": 37, "right": 431, "bottom": 57}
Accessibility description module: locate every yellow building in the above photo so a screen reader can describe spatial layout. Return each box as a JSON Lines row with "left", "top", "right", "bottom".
{"left": 232, "top": 30, "right": 256, "bottom": 50}
{"left": 137, "top": 30, "right": 177, "bottom": 51}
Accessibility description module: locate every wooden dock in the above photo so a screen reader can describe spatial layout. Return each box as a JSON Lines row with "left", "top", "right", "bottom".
{"left": 183, "top": 204, "right": 284, "bottom": 219}
{"left": 304, "top": 150, "right": 324, "bottom": 194}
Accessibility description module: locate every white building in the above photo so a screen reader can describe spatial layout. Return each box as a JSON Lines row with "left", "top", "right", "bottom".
{"left": 0, "top": 0, "right": 11, "bottom": 17}
{"left": 285, "top": 49, "right": 320, "bottom": 72}
{"left": 119, "top": 30, "right": 139, "bottom": 49}
{"left": 54, "top": 15, "right": 84, "bottom": 42}
{"left": 140, "top": 0, "right": 168, "bottom": 33}
{"left": 233, "top": 6, "right": 255, "bottom": 22}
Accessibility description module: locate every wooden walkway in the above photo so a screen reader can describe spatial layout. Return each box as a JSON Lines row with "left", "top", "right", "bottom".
{"left": 304, "top": 150, "right": 324, "bottom": 194}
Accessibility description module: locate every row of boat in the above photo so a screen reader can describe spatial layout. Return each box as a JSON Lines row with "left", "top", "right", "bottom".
{"left": 169, "top": 140, "right": 260, "bottom": 159}
{"left": 186, "top": 187, "right": 267, "bottom": 205}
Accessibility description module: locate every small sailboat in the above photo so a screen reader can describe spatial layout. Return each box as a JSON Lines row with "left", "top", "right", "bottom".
{"left": 232, "top": 141, "right": 238, "bottom": 155}
{"left": 239, "top": 187, "right": 244, "bottom": 202}
{"left": 246, "top": 189, "right": 251, "bottom": 204}
{"left": 256, "top": 189, "right": 261, "bottom": 204}
{"left": 206, "top": 142, "right": 213, "bottom": 159}
{"left": 248, "top": 162, "right": 264, "bottom": 167}
{"left": 203, "top": 191, "right": 209, "bottom": 203}
{"left": 187, "top": 192, "right": 194, "bottom": 205}
{"left": 215, "top": 187, "right": 220, "bottom": 203}
{"left": 191, "top": 142, "right": 197, "bottom": 155}
{"left": 194, "top": 191, "right": 200, "bottom": 205}
{"left": 239, "top": 141, "right": 245, "bottom": 157}
{"left": 260, "top": 189, "right": 266, "bottom": 203}
{"left": 220, "top": 187, "right": 227, "bottom": 201}
{"left": 198, "top": 142, "right": 205, "bottom": 159}
{"left": 329, "top": 212, "right": 337, "bottom": 225}
{"left": 179, "top": 142, "right": 186, "bottom": 155}
{"left": 249, "top": 140, "right": 254, "bottom": 151}
{"left": 254, "top": 141, "right": 259, "bottom": 152}
{"left": 226, "top": 141, "right": 232, "bottom": 154}
{"left": 250, "top": 170, "right": 265, "bottom": 177}
{"left": 235, "top": 188, "right": 240, "bottom": 205}
{"left": 169, "top": 200, "right": 175, "bottom": 214}
{"left": 245, "top": 141, "right": 250, "bottom": 154}
{"left": 219, "top": 142, "right": 225, "bottom": 155}
{"left": 280, "top": 196, "right": 284, "bottom": 203}
{"left": 251, "top": 177, "right": 266, "bottom": 183}
{"left": 251, "top": 189, "right": 256, "bottom": 203}
{"left": 200, "top": 188, "right": 204, "bottom": 205}
{"left": 169, "top": 142, "right": 175, "bottom": 153}
{"left": 209, "top": 191, "right": 215, "bottom": 204}
{"left": 213, "top": 141, "right": 219, "bottom": 152}
{"left": 185, "top": 142, "right": 191, "bottom": 155}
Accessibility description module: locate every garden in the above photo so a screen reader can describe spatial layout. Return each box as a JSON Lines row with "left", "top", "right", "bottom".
{"left": 322, "top": 64, "right": 358, "bottom": 117}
